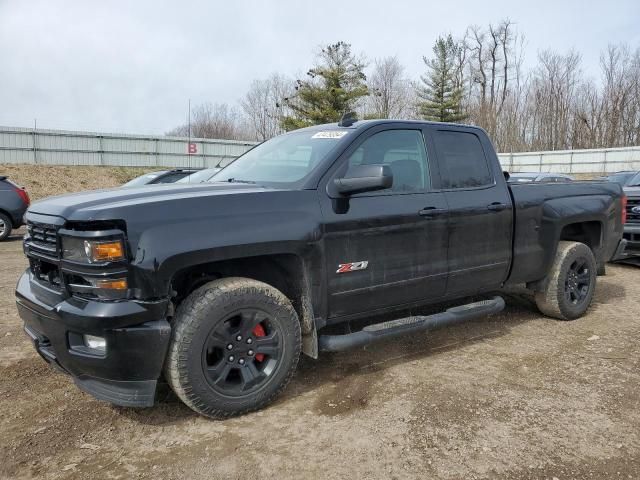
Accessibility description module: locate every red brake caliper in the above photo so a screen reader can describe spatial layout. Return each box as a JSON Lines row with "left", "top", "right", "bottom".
{"left": 252, "top": 324, "right": 266, "bottom": 362}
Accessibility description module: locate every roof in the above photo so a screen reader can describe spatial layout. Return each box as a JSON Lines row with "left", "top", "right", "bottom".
{"left": 293, "top": 119, "right": 485, "bottom": 133}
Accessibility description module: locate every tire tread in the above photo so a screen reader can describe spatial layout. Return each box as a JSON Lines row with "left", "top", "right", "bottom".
{"left": 165, "top": 277, "right": 301, "bottom": 419}
{"left": 535, "top": 241, "right": 596, "bottom": 321}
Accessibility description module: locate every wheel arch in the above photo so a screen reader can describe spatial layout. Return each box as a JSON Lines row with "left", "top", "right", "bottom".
{"left": 169, "top": 253, "right": 318, "bottom": 358}
{"left": 558, "top": 220, "right": 603, "bottom": 252}
{"left": 527, "top": 219, "right": 604, "bottom": 292}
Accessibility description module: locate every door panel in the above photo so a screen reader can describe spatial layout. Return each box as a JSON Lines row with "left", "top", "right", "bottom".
{"left": 444, "top": 188, "right": 512, "bottom": 293}
{"left": 429, "top": 127, "right": 513, "bottom": 296}
{"left": 319, "top": 126, "right": 449, "bottom": 319}
{"left": 321, "top": 192, "right": 448, "bottom": 317}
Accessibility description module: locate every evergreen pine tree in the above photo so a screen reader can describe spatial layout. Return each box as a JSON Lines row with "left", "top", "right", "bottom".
{"left": 417, "top": 35, "right": 466, "bottom": 123}
{"left": 281, "top": 42, "right": 369, "bottom": 130}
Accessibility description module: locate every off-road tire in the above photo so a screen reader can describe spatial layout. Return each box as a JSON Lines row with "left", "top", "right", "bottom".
{"left": 0, "top": 213, "right": 12, "bottom": 241}
{"left": 535, "top": 241, "right": 597, "bottom": 320}
{"left": 165, "top": 277, "right": 301, "bottom": 418}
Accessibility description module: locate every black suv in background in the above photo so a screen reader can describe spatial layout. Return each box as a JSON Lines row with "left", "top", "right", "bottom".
{"left": 0, "top": 176, "right": 30, "bottom": 241}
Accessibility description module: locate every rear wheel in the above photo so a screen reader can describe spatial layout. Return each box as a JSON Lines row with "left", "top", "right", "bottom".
{"left": 535, "top": 241, "right": 597, "bottom": 320}
{"left": 165, "top": 277, "right": 301, "bottom": 418}
{"left": 0, "top": 213, "right": 12, "bottom": 241}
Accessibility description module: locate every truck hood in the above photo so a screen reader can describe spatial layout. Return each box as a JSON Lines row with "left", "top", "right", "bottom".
{"left": 27, "top": 182, "right": 275, "bottom": 221}
{"left": 623, "top": 186, "right": 640, "bottom": 197}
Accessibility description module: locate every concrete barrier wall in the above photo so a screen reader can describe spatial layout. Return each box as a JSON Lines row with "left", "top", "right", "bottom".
{"left": 497, "top": 146, "right": 640, "bottom": 174}
{"left": 0, "top": 126, "right": 256, "bottom": 168}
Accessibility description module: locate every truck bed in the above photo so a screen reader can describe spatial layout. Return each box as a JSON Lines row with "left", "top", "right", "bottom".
{"left": 507, "top": 180, "right": 624, "bottom": 285}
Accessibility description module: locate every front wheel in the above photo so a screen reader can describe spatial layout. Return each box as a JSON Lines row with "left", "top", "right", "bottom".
{"left": 165, "top": 277, "right": 301, "bottom": 418}
{"left": 0, "top": 213, "right": 12, "bottom": 241}
{"left": 535, "top": 241, "right": 597, "bottom": 320}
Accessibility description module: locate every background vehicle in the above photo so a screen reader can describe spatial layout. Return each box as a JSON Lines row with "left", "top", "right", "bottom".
{"left": 16, "top": 119, "right": 625, "bottom": 418}
{"left": 597, "top": 171, "right": 640, "bottom": 186}
{"left": 0, "top": 176, "right": 30, "bottom": 241}
{"left": 621, "top": 181, "right": 640, "bottom": 258}
{"left": 176, "top": 167, "right": 221, "bottom": 184}
{"left": 122, "top": 168, "right": 199, "bottom": 187}
{"left": 508, "top": 172, "right": 574, "bottom": 183}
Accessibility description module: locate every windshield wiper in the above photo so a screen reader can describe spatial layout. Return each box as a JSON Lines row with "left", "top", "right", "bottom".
{"left": 226, "top": 178, "right": 257, "bottom": 184}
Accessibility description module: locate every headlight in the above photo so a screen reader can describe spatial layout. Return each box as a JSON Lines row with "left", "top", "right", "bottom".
{"left": 62, "top": 237, "right": 125, "bottom": 263}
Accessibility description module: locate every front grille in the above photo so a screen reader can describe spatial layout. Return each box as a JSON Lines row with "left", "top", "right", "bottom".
{"left": 26, "top": 221, "right": 59, "bottom": 256}
{"left": 25, "top": 220, "right": 63, "bottom": 290}
{"left": 627, "top": 197, "right": 640, "bottom": 224}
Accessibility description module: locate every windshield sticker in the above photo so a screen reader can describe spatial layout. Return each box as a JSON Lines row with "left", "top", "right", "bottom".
{"left": 311, "top": 131, "right": 349, "bottom": 139}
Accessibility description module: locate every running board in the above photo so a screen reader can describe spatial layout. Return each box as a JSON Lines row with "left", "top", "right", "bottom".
{"left": 318, "top": 296, "right": 505, "bottom": 352}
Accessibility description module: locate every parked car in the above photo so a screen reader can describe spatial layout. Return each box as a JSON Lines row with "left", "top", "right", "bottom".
{"left": 16, "top": 119, "right": 625, "bottom": 418}
{"left": 0, "top": 176, "right": 30, "bottom": 241}
{"left": 621, "top": 176, "right": 640, "bottom": 257}
{"left": 122, "top": 168, "right": 199, "bottom": 187}
{"left": 508, "top": 172, "right": 574, "bottom": 183}
{"left": 597, "top": 171, "right": 640, "bottom": 186}
{"left": 175, "top": 167, "right": 221, "bottom": 184}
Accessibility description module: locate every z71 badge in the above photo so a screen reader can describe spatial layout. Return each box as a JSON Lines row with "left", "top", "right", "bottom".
{"left": 336, "top": 261, "right": 369, "bottom": 274}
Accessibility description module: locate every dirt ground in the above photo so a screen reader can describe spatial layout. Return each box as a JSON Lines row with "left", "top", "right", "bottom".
{"left": 0, "top": 165, "right": 153, "bottom": 201}
{"left": 1, "top": 231, "right": 639, "bottom": 480}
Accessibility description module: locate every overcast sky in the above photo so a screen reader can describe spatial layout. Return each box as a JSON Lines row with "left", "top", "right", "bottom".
{"left": 1, "top": 0, "right": 638, "bottom": 135}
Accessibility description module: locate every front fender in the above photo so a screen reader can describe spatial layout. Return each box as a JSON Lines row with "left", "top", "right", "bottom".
{"left": 130, "top": 210, "right": 322, "bottom": 299}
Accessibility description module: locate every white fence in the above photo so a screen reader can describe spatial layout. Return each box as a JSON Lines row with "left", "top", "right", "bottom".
{"left": 498, "top": 146, "right": 640, "bottom": 174}
{"left": 0, "top": 126, "right": 256, "bottom": 169}
{"left": 2, "top": 125, "right": 640, "bottom": 174}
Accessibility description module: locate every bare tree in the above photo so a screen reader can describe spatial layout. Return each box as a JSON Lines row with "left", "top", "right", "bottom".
{"left": 168, "top": 103, "right": 248, "bottom": 140}
{"left": 463, "top": 20, "right": 520, "bottom": 144}
{"left": 365, "top": 56, "right": 411, "bottom": 119}
{"left": 528, "top": 50, "right": 582, "bottom": 150}
{"left": 241, "top": 73, "right": 292, "bottom": 141}
{"left": 599, "top": 45, "right": 640, "bottom": 147}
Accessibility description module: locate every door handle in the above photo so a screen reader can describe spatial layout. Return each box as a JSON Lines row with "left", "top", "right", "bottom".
{"left": 487, "top": 202, "right": 508, "bottom": 212}
{"left": 419, "top": 207, "right": 446, "bottom": 217}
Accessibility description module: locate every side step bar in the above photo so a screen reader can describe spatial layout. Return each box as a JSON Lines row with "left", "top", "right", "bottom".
{"left": 318, "top": 296, "right": 505, "bottom": 352}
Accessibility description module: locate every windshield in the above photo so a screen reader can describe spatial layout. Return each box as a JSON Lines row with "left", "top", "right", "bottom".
{"left": 177, "top": 168, "right": 220, "bottom": 184}
{"left": 626, "top": 172, "right": 640, "bottom": 186}
{"left": 607, "top": 172, "right": 636, "bottom": 185}
{"left": 210, "top": 129, "right": 349, "bottom": 186}
{"left": 122, "top": 172, "right": 166, "bottom": 187}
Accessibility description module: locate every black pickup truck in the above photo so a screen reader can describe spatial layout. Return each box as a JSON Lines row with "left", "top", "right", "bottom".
{"left": 16, "top": 119, "right": 626, "bottom": 418}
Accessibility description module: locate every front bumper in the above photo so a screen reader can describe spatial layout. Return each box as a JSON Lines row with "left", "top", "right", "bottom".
{"left": 15, "top": 270, "right": 171, "bottom": 407}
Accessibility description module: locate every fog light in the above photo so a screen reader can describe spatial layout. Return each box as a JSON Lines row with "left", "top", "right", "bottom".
{"left": 83, "top": 334, "right": 106, "bottom": 352}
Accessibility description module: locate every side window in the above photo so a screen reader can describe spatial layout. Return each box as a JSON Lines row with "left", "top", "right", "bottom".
{"left": 433, "top": 130, "right": 493, "bottom": 189}
{"left": 347, "top": 130, "right": 429, "bottom": 193}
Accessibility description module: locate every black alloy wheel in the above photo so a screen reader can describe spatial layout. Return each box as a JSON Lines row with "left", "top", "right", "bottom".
{"left": 564, "top": 258, "right": 592, "bottom": 305}
{"left": 202, "top": 309, "right": 282, "bottom": 396}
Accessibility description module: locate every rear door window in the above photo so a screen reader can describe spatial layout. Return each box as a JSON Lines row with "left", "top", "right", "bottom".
{"left": 432, "top": 130, "right": 493, "bottom": 189}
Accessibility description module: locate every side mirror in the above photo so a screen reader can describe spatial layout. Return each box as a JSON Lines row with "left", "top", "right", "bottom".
{"left": 334, "top": 164, "right": 393, "bottom": 195}
{"left": 503, "top": 171, "right": 510, "bottom": 182}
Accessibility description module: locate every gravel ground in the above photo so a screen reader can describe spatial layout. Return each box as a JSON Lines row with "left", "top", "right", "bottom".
{"left": 1, "top": 231, "right": 639, "bottom": 480}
